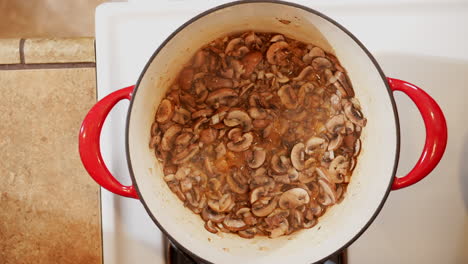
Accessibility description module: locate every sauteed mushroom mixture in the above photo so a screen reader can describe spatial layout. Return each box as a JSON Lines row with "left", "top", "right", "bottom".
{"left": 150, "top": 32, "right": 366, "bottom": 238}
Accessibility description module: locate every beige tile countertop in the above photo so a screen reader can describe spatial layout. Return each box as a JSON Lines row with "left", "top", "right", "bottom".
{"left": 0, "top": 38, "right": 101, "bottom": 264}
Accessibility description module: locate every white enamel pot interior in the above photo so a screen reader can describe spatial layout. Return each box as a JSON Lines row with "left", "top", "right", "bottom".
{"left": 126, "top": 1, "right": 398, "bottom": 263}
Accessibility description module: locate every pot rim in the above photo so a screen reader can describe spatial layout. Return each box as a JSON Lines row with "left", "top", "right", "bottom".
{"left": 125, "top": 0, "right": 400, "bottom": 263}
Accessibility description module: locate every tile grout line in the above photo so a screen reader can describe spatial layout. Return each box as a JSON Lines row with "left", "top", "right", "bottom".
{"left": 19, "top": 38, "right": 25, "bottom": 64}
{"left": 0, "top": 62, "right": 96, "bottom": 70}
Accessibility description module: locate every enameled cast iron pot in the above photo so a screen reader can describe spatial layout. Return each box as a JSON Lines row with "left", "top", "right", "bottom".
{"left": 79, "top": 1, "right": 448, "bottom": 263}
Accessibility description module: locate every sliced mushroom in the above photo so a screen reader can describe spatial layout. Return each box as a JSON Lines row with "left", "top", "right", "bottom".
{"left": 271, "top": 154, "right": 290, "bottom": 174}
{"left": 227, "top": 169, "right": 248, "bottom": 194}
{"left": 325, "top": 114, "right": 346, "bottom": 134}
{"left": 238, "top": 228, "right": 257, "bottom": 239}
{"left": 241, "top": 51, "right": 263, "bottom": 78}
{"left": 225, "top": 37, "right": 243, "bottom": 54}
{"left": 251, "top": 196, "right": 278, "bottom": 217}
{"left": 208, "top": 193, "right": 234, "bottom": 213}
{"left": 223, "top": 215, "right": 247, "bottom": 232}
{"left": 172, "top": 106, "right": 191, "bottom": 125}
{"left": 293, "top": 66, "right": 313, "bottom": 81}
{"left": 354, "top": 138, "right": 361, "bottom": 157}
{"left": 309, "top": 46, "right": 325, "bottom": 58}
{"left": 248, "top": 107, "right": 268, "bottom": 119}
{"left": 193, "top": 50, "right": 207, "bottom": 68}
{"left": 224, "top": 109, "right": 252, "bottom": 132}
{"left": 308, "top": 200, "right": 323, "bottom": 217}
{"left": 227, "top": 132, "right": 253, "bottom": 152}
{"left": 206, "top": 88, "right": 239, "bottom": 107}
{"left": 305, "top": 136, "right": 326, "bottom": 154}
{"left": 291, "top": 143, "right": 305, "bottom": 171}
{"left": 245, "top": 32, "right": 261, "bottom": 47}
{"left": 303, "top": 218, "right": 317, "bottom": 229}
{"left": 192, "top": 109, "right": 213, "bottom": 120}
{"left": 200, "top": 128, "right": 218, "bottom": 144}
{"left": 178, "top": 67, "right": 194, "bottom": 90}
{"left": 202, "top": 207, "right": 226, "bottom": 223}
{"left": 311, "top": 57, "right": 332, "bottom": 71}
{"left": 253, "top": 119, "right": 270, "bottom": 129}
{"left": 161, "top": 124, "right": 182, "bottom": 151}
{"left": 204, "top": 220, "right": 219, "bottom": 234}
{"left": 290, "top": 209, "right": 304, "bottom": 229}
{"left": 328, "top": 134, "right": 343, "bottom": 151}
{"left": 227, "top": 127, "right": 243, "bottom": 142}
{"left": 266, "top": 41, "right": 289, "bottom": 65}
{"left": 287, "top": 168, "right": 299, "bottom": 181}
{"left": 344, "top": 100, "right": 367, "bottom": 127}
{"left": 156, "top": 99, "right": 174, "bottom": 123}
{"left": 270, "top": 34, "right": 285, "bottom": 42}
{"left": 318, "top": 178, "right": 337, "bottom": 206}
{"left": 246, "top": 147, "right": 266, "bottom": 169}
{"left": 172, "top": 144, "right": 199, "bottom": 164}
{"left": 269, "top": 220, "right": 289, "bottom": 238}
{"left": 278, "top": 188, "right": 310, "bottom": 209}
{"left": 278, "top": 85, "right": 298, "bottom": 109}
{"left": 250, "top": 187, "right": 267, "bottom": 204}
{"left": 329, "top": 155, "right": 349, "bottom": 183}
{"left": 315, "top": 167, "right": 333, "bottom": 182}
{"left": 334, "top": 71, "right": 354, "bottom": 97}
{"left": 206, "top": 76, "right": 233, "bottom": 90}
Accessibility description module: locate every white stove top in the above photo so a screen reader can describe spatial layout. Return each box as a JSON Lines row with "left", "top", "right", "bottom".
{"left": 95, "top": 1, "right": 468, "bottom": 263}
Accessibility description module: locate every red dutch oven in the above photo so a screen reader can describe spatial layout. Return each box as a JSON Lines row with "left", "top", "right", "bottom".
{"left": 79, "top": 1, "right": 447, "bottom": 263}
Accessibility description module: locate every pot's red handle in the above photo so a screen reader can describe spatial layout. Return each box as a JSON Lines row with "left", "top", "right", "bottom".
{"left": 79, "top": 86, "right": 138, "bottom": 199}
{"left": 387, "top": 78, "right": 447, "bottom": 190}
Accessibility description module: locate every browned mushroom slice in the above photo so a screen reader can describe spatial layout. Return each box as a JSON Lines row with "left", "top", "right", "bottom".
{"left": 293, "top": 66, "right": 314, "bottom": 81}
{"left": 328, "top": 134, "right": 344, "bottom": 151}
{"left": 270, "top": 34, "right": 285, "bottom": 42}
{"left": 309, "top": 46, "right": 325, "bottom": 58}
{"left": 289, "top": 209, "right": 304, "bottom": 229}
{"left": 149, "top": 134, "right": 161, "bottom": 149}
{"left": 224, "top": 109, "right": 252, "bottom": 132}
{"left": 238, "top": 228, "right": 257, "bottom": 239}
{"left": 223, "top": 215, "right": 248, "bottom": 232}
{"left": 334, "top": 71, "right": 354, "bottom": 97}
{"left": 172, "top": 144, "right": 199, "bottom": 164}
{"left": 172, "top": 106, "right": 191, "bottom": 125}
{"left": 253, "top": 119, "right": 270, "bottom": 130}
{"left": 291, "top": 143, "right": 305, "bottom": 171}
{"left": 206, "top": 88, "right": 238, "bottom": 107}
{"left": 329, "top": 155, "right": 349, "bottom": 183}
{"left": 250, "top": 186, "right": 267, "bottom": 204}
{"left": 215, "top": 142, "right": 227, "bottom": 159}
{"left": 161, "top": 124, "right": 182, "bottom": 151}
{"left": 317, "top": 178, "right": 337, "bottom": 206}
{"left": 315, "top": 167, "right": 333, "bottom": 182}
{"left": 305, "top": 136, "right": 326, "bottom": 155}
{"left": 251, "top": 196, "right": 278, "bottom": 217}
{"left": 227, "top": 132, "right": 253, "bottom": 152}
{"left": 208, "top": 193, "right": 234, "bottom": 213}
{"left": 192, "top": 50, "right": 206, "bottom": 68}
{"left": 174, "top": 166, "right": 190, "bottom": 181}
{"left": 201, "top": 206, "right": 226, "bottom": 223}
{"left": 354, "top": 138, "right": 361, "bottom": 157}
{"left": 174, "top": 132, "right": 192, "bottom": 148}
{"left": 156, "top": 99, "right": 174, "bottom": 124}
{"left": 298, "top": 168, "right": 316, "bottom": 184}
{"left": 248, "top": 107, "right": 268, "bottom": 120}
{"left": 278, "top": 85, "right": 298, "bottom": 109}
{"left": 227, "top": 127, "right": 243, "bottom": 142}
{"left": 246, "top": 147, "right": 266, "bottom": 169}
{"left": 180, "top": 177, "right": 192, "bottom": 193}
{"left": 311, "top": 57, "right": 332, "bottom": 71}
{"left": 245, "top": 32, "right": 262, "bottom": 47}
{"left": 287, "top": 168, "right": 299, "bottom": 181}
{"left": 271, "top": 154, "right": 290, "bottom": 174}
{"left": 308, "top": 200, "right": 324, "bottom": 217}
{"left": 227, "top": 169, "right": 248, "bottom": 194}
{"left": 266, "top": 41, "right": 289, "bottom": 65}
{"left": 278, "top": 188, "right": 310, "bottom": 209}
{"left": 269, "top": 220, "right": 289, "bottom": 238}
{"left": 241, "top": 51, "right": 263, "bottom": 78}
{"left": 325, "top": 114, "right": 346, "bottom": 134}
{"left": 204, "top": 220, "right": 219, "bottom": 234}
{"left": 303, "top": 218, "right": 317, "bottom": 229}
{"left": 200, "top": 128, "right": 218, "bottom": 144}
{"left": 225, "top": 38, "right": 243, "bottom": 54}
{"left": 178, "top": 67, "right": 194, "bottom": 90}
{"left": 206, "top": 76, "right": 234, "bottom": 90}
{"left": 163, "top": 174, "right": 175, "bottom": 182}
{"left": 343, "top": 100, "right": 367, "bottom": 127}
